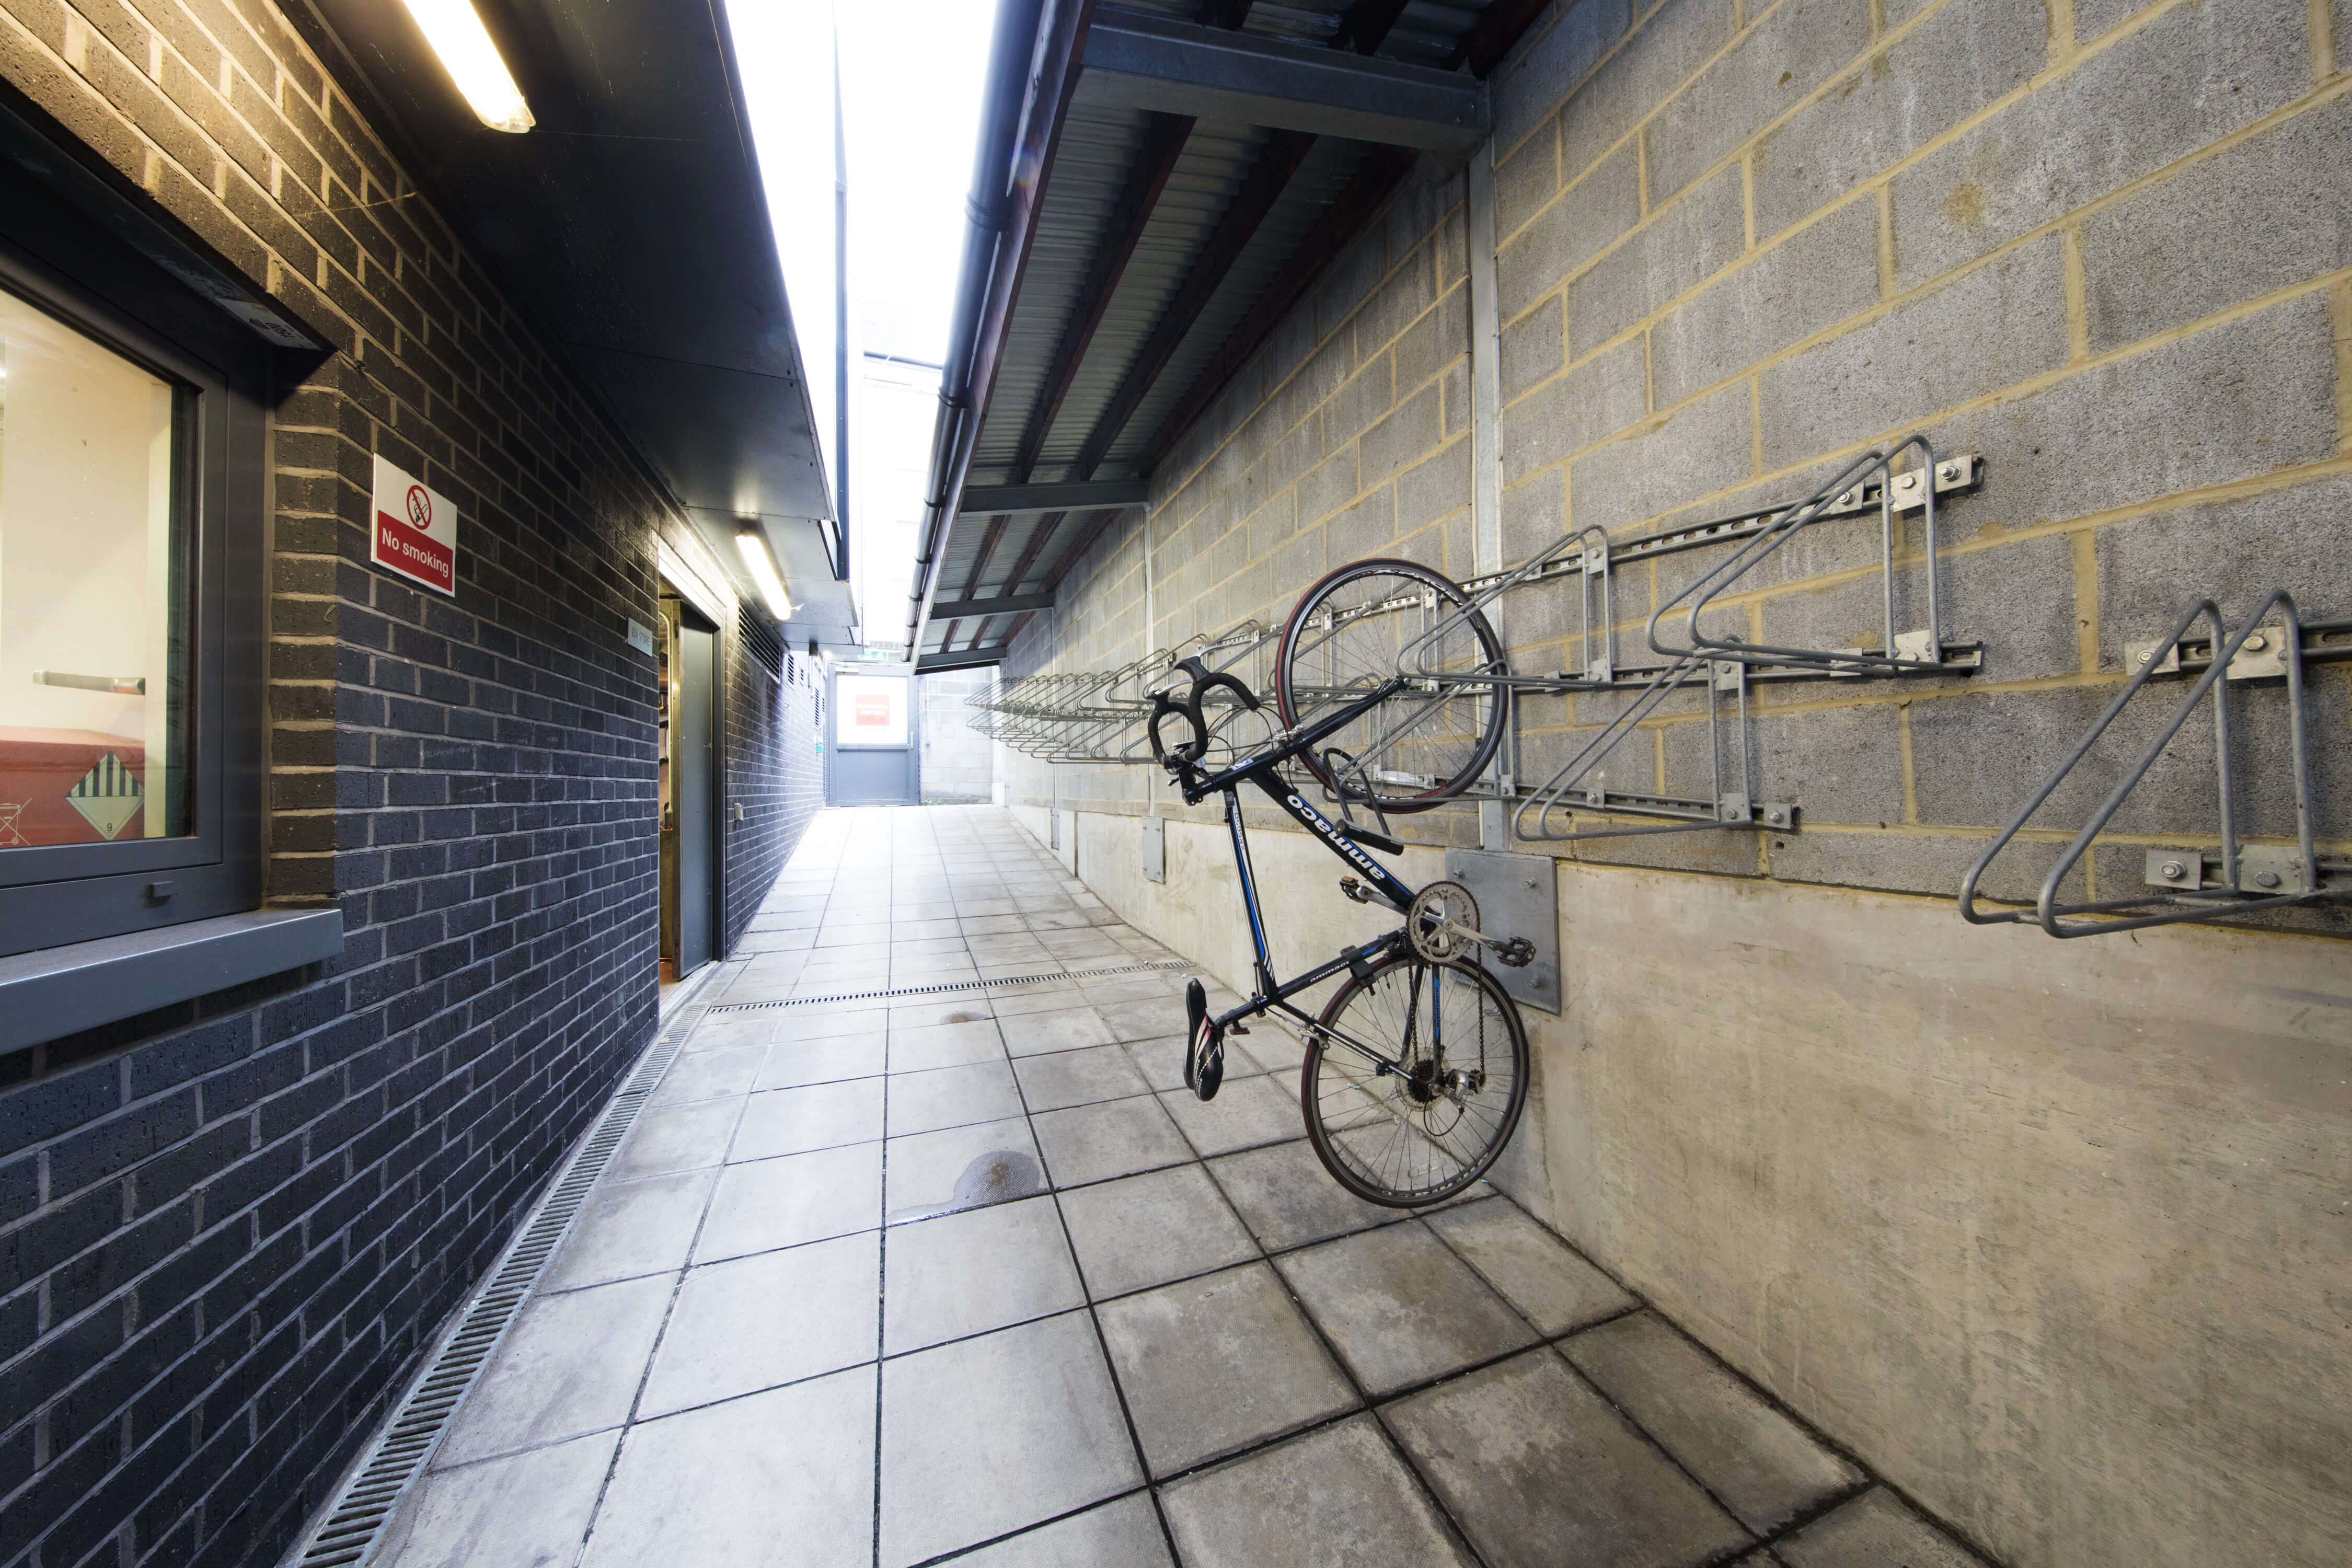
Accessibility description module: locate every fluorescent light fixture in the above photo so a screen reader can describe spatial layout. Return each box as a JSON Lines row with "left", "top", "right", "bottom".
{"left": 400, "top": 0, "right": 535, "bottom": 133}
{"left": 735, "top": 528, "right": 793, "bottom": 619}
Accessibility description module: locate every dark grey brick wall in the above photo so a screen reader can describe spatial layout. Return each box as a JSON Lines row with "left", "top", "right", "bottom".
{"left": 0, "top": 3, "right": 817, "bottom": 1565}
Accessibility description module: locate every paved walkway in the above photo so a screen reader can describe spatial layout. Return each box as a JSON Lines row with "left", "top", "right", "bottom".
{"left": 377, "top": 806, "right": 1991, "bottom": 1568}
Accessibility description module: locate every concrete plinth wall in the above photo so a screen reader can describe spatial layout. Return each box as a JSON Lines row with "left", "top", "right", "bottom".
{"left": 990, "top": 1, "right": 2352, "bottom": 1563}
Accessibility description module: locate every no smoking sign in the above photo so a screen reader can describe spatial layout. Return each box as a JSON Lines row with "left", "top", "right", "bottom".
{"left": 370, "top": 454, "right": 458, "bottom": 596}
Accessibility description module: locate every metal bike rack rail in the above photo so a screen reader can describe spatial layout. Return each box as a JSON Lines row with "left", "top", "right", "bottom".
{"left": 1958, "top": 590, "right": 2350, "bottom": 937}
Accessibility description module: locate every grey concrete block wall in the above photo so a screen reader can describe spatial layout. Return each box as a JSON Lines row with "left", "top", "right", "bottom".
{"left": 991, "top": 2, "right": 2352, "bottom": 1563}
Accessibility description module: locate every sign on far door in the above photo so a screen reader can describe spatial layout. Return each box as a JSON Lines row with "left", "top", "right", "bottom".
{"left": 836, "top": 675, "right": 907, "bottom": 746}
{"left": 370, "top": 454, "right": 458, "bottom": 596}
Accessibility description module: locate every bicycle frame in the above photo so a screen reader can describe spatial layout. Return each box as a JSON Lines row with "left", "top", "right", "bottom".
{"left": 1162, "top": 679, "right": 1436, "bottom": 1065}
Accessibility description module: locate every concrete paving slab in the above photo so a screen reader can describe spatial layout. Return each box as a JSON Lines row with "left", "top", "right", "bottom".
{"left": 884, "top": 1115, "right": 1046, "bottom": 1223}
{"left": 890, "top": 1017, "right": 1008, "bottom": 1072}
{"left": 731, "top": 1077, "right": 884, "bottom": 1160}
{"left": 1159, "top": 1414, "right": 1478, "bottom": 1568}
{"left": 755, "top": 1031, "right": 887, "bottom": 1090}
{"left": 1425, "top": 1195, "right": 1639, "bottom": 1335}
{"left": 1012, "top": 1042, "right": 1155, "bottom": 1111}
{"left": 1097, "top": 1262, "right": 1361, "bottom": 1476}
{"left": 883, "top": 1196, "right": 1085, "bottom": 1354}
{"left": 1207, "top": 1138, "right": 1399, "bottom": 1251}
{"left": 377, "top": 1429, "right": 615, "bottom": 1568}
{"left": 638, "top": 1231, "right": 879, "bottom": 1417}
{"left": 581, "top": 1366, "right": 875, "bottom": 1568}
{"left": 1563, "top": 1311, "right": 1865, "bottom": 1534}
{"left": 947, "top": 1492, "right": 1172, "bottom": 1567}
{"left": 647, "top": 1044, "right": 766, "bottom": 1104}
{"left": 1383, "top": 1348, "right": 1754, "bottom": 1568}
{"left": 1275, "top": 1221, "right": 1538, "bottom": 1395}
{"left": 886, "top": 1057, "right": 1027, "bottom": 1135}
{"left": 1031, "top": 1094, "right": 1195, "bottom": 1189}
{"left": 1057, "top": 1164, "right": 1260, "bottom": 1299}
{"left": 539, "top": 1167, "right": 715, "bottom": 1291}
{"left": 1159, "top": 1076, "right": 1303, "bottom": 1158}
{"left": 696, "top": 1140, "right": 883, "bottom": 1261}
{"left": 436, "top": 1274, "right": 673, "bottom": 1466}
{"left": 609, "top": 1099, "right": 742, "bottom": 1180}
{"left": 1001, "top": 1003, "right": 1116, "bottom": 1053}
{"left": 879, "top": 1311, "right": 1143, "bottom": 1567}
{"left": 1126, "top": 1033, "right": 1264, "bottom": 1092}
{"left": 1774, "top": 1487, "right": 1990, "bottom": 1568}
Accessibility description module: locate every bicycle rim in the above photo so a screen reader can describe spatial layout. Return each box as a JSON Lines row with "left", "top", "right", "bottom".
{"left": 1274, "top": 558, "right": 1506, "bottom": 813}
{"left": 1300, "top": 954, "right": 1529, "bottom": 1207}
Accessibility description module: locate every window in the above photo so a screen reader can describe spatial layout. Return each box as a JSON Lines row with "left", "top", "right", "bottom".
{"left": 0, "top": 180, "right": 267, "bottom": 960}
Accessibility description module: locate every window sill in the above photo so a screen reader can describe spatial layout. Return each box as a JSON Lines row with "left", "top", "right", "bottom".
{"left": 0, "top": 908, "right": 344, "bottom": 1053}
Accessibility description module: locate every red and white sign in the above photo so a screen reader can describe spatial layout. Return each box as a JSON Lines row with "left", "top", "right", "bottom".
{"left": 855, "top": 694, "right": 891, "bottom": 727}
{"left": 370, "top": 454, "right": 458, "bottom": 596}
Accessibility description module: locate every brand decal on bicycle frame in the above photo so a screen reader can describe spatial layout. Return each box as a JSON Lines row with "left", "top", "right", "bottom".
{"left": 1285, "top": 792, "right": 1393, "bottom": 885}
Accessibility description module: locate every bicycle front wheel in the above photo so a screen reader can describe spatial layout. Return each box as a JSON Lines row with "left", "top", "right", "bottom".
{"left": 1301, "top": 953, "right": 1529, "bottom": 1207}
{"left": 1273, "top": 558, "right": 1506, "bottom": 814}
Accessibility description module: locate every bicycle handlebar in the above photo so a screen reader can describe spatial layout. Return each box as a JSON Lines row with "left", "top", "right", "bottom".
{"left": 1149, "top": 656, "right": 1261, "bottom": 770}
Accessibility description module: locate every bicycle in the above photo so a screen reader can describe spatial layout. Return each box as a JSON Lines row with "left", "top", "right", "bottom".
{"left": 1148, "top": 557, "right": 1535, "bottom": 1208}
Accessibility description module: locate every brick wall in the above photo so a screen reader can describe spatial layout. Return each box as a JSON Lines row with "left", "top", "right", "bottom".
{"left": 0, "top": 3, "right": 813, "bottom": 1565}
{"left": 1001, "top": 3, "right": 2351, "bottom": 1564}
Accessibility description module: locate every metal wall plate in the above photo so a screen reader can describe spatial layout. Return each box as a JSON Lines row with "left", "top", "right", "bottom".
{"left": 1142, "top": 814, "right": 1166, "bottom": 883}
{"left": 1445, "top": 848, "right": 1560, "bottom": 1014}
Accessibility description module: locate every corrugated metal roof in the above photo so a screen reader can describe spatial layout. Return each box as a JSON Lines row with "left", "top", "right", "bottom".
{"left": 919, "top": 0, "right": 1520, "bottom": 659}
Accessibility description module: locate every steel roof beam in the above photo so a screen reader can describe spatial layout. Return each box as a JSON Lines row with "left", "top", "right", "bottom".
{"left": 929, "top": 591, "right": 1058, "bottom": 618}
{"left": 959, "top": 480, "right": 1151, "bottom": 516}
{"left": 1079, "top": 6, "right": 1489, "bottom": 153}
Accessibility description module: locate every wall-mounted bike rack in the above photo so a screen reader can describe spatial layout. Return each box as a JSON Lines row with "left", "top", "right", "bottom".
{"left": 968, "top": 617, "right": 1277, "bottom": 764}
{"left": 1393, "top": 436, "right": 1985, "bottom": 841}
{"left": 1958, "top": 590, "right": 2351, "bottom": 937}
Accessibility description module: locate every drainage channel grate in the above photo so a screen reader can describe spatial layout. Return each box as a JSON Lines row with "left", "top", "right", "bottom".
{"left": 285, "top": 1026, "right": 690, "bottom": 1568}
{"left": 704, "top": 959, "right": 1191, "bottom": 1016}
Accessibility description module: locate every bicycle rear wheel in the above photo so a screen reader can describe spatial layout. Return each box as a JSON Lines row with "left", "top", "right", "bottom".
{"left": 1301, "top": 953, "right": 1529, "bottom": 1207}
{"left": 1273, "top": 558, "right": 1506, "bottom": 814}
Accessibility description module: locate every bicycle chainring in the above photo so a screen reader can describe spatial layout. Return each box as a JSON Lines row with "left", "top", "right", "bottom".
{"left": 1406, "top": 881, "right": 1481, "bottom": 962}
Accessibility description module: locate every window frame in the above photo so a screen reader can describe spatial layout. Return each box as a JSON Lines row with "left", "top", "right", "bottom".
{"left": 0, "top": 165, "right": 268, "bottom": 959}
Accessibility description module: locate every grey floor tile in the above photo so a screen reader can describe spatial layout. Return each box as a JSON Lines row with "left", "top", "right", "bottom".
{"left": 581, "top": 1365, "right": 875, "bottom": 1568}
{"left": 1080, "top": 976, "right": 1183, "bottom": 1007}
{"left": 757, "top": 1031, "right": 887, "bottom": 1090}
{"left": 696, "top": 1141, "right": 883, "bottom": 1262}
{"left": 732, "top": 1077, "right": 885, "bottom": 1161}
{"left": 1001, "top": 1004, "right": 1114, "bottom": 1055}
{"left": 1425, "top": 1196, "right": 1638, "bottom": 1335}
{"left": 1774, "top": 1487, "right": 1989, "bottom": 1568}
{"left": 882, "top": 1195, "right": 1083, "bottom": 1354}
{"left": 679, "top": 1015, "right": 777, "bottom": 1053}
{"left": 1563, "top": 1312, "right": 1865, "bottom": 1534}
{"left": 649, "top": 1045, "right": 766, "bottom": 1104}
{"left": 989, "top": 984, "right": 1086, "bottom": 1017}
{"left": 879, "top": 1311, "right": 1143, "bottom": 1568}
{"left": 891, "top": 1018, "right": 1007, "bottom": 1072}
{"left": 1057, "top": 1165, "right": 1259, "bottom": 1300}
{"left": 1097, "top": 996, "right": 1187, "bottom": 1043}
{"left": 1097, "top": 1262, "right": 1359, "bottom": 1477}
{"left": 1159, "top": 1414, "right": 1476, "bottom": 1568}
{"left": 1124, "top": 1034, "right": 1263, "bottom": 1094}
{"left": 541, "top": 1167, "right": 715, "bottom": 1290}
{"left": 639, "top": 1231, "right": 880, "bottom": 1418}
{"left": 1232, "top": 1025, "right": 1306, "bottom": 1074}
{"left": 436, "top": 1275, "right": 673, "bottom": 1465}
{"left": 887, "top": 1058, "right": 1027, "bottom": 1136}
{"left": 1031, "top": 1096, "right": 1195, "bottom": 1189}
{"left": 885, "top": 1116, "right": 1046, "bottom": 1223}
{"left": 960, "top": 914, "right": 1027, "bottom": 936}
{"left": 1158, "top": 1077, "right": 1298, "bottom": 1158}
{"left": 378, "top": 1429, "right": 615, "bottom": 1568}
{"left": 1206, "top": 1139, "right": 1396, "bottom": 1252}
{"left": 778, "top": 1005, "right": 891, "bottom": 1042}
{"left": 1384, "top": 1348, "right": 1751, "bottom": 1568}
{"left": 1011, "top": 1043, "right": 1153, "bottom": 1112}
{"left": 1275, "top": 1221, "right": 1537, "bottom": 1396}
{"left": 889, "top": 998, "right": 995, "bottom": 1030}
{"left": 946, "top": 1492, "right": 1171, "bottom": 1567}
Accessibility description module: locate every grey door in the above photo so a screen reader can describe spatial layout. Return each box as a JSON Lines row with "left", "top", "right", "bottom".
{"left": 670, "top": 618, "right": 716, "bottom": 972}
{"left": 828, "top": 668, "right": 919, "bottom": 805}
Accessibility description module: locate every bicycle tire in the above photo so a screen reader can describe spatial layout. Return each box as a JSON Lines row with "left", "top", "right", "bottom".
{"left": 1273, "top": 557, "right": 1507, "bottom": 813}
{"left": 1300, "top": 952, "right": 1529, "bottom": 1207}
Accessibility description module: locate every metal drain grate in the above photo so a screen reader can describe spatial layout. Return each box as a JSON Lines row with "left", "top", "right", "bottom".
{"left": 704, "top": 958, "right": 1190, "bottom": 1015}
{"left": 285, "top": 1028, "right": 688, "bottom": 1568}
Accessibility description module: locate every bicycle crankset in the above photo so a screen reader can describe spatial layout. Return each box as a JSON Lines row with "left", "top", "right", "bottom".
{"left": 1406, "top": 881, "right": 1536, "bottom": 967}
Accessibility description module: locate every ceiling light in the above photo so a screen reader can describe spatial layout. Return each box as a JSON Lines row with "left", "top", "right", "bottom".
{"left": 736, "top": 529, "right": 793, "bottom": 619}
{"left": 400, "top": 0, "right": 535, "bottom": 133}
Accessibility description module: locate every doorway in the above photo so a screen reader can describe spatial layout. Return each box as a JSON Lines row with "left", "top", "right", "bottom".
{"left": 659, "top": 591, "right": 718, "bottom": 985}
{"left": 827, "top": 666, "right": 919, "bottom": 804}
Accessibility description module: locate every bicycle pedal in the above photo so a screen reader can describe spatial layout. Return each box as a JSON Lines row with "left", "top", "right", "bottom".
{"left": 1228, "top": 1024, "right": 1249, "bottom": 1035}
